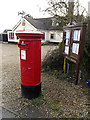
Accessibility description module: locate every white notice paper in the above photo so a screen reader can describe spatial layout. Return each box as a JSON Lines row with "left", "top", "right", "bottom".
{"left": 72, "top": 43, "right": 79, "bottom": 54}
{"left": 65, "top": 46, "right": 69, "bottom": 55}
{"left": 21, "top": 50, "right": 26, "bottom": 60}
{"left": 66, "top": 30, "right": 70, "bottom": 39}
{"left": 66, "top": 39, "right": 69, "bottom": 45}
{"left": 73, "top": 30, "right": 81, "bottom": 41}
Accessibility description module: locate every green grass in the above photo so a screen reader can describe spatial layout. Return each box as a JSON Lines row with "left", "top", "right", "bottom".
{"left": 46, "top": 66, "right": 51, "bottom": 71}
{"left": 32, "top": 98, "right": 43, "bottom": 105}
{"left": 69, "top": 114, "right": 77, "bottom": 118}
{"left": 60, "top": 108, "right": 64, "bottom": 112}
{"left": 41, "top": 42, "right": 58, "bottom": 46}
{"left": 21, "top": 98, "right": 26, "bottom": 103}
{"left": 41, "top": 68, "right": 45, "bottom": 72}
{"left": 60, "top": 115, "right": 66, "bottom": 118}
{"left": 49, "top": 103, "right": 59, "bottom": 110}
{"left": 53, "top": 70, "right": 58, "bottom": 75}
{"left": 31, "top": 92, "right": 45, "bottom": 105}
{"left": 58, "top": 102, "right": 63, "bottom": 105}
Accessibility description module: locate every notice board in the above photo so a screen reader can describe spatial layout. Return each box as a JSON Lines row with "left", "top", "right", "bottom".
{"left": 63, "top": 23, "right": 87, "bottom": 64}
{"left": 62, "top": 23, "right": 87, "bottom": 84}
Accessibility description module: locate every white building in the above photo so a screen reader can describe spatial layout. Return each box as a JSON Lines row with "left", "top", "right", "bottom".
{"left": 8, "top": 16, "right": 63, "bottom": 43}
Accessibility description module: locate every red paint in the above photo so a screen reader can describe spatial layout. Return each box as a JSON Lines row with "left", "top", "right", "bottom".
{"left": 16, "top": 30, "right": 25, "bottom": 32}
{"left": 16, "top": 32, "right": 44, "bottom": 86}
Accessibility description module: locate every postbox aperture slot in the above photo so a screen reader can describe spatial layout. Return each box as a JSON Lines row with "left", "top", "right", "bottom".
{"left": 18, "top": 43, "right": 28, "bottom": 46}
{"left": 21, "top": 50, "right": 26, "bottom": 60}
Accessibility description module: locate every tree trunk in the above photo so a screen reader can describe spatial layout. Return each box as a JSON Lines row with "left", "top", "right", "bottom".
{"left": 67, "top": 0, "right": 74, "bottom": 24}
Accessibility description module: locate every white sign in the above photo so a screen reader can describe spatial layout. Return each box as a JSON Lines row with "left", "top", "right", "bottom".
{"left": 73, "top": 30, "right": 81, "bottom": 41}
{"left": 66, "top": 30, "right": 70, "bottom": 39}
{"left": 72, "top": 43, "right": 79, "bottom": 54}
{"left": 21, "top": 50, "right": 26, "bottom": 60}
{"left": 65, "top": 46, "right": 69, "bottom": 55}
{"left": 66, "top": 39, "right": 69, "bottom": 45}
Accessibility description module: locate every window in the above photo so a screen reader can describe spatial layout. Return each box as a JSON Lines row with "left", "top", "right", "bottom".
{"left": 52, "top": 20, "right": 56, "bottom": 26}
{"left": 56, "top": 22, "right": 59, "bottom": 26}
{"left": 52, "top": 19, "right": 59, "bottom": 26}
{"left": 9, "top": 32, "right": 14, "bottom": 39}
{"left": 50, "top": 34, "right": 55, "bottom": 39}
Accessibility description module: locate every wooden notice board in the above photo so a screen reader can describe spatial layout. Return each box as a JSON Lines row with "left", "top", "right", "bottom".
{"left": 62, "top": 23, "right": 87, "bottom": 84}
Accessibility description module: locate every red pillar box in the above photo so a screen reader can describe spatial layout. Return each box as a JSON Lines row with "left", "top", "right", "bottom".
{"left": 16, "top": 32, "right": 44, "bottom": 99}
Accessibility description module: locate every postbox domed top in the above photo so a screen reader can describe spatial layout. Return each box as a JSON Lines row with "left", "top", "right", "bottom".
{"left": 16, "top": 30, "right": 44, "bottom": 40}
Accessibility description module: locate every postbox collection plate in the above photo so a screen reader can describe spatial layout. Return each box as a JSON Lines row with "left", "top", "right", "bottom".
{"left": 21, "top": 50, "right": 26, "bottom": 60}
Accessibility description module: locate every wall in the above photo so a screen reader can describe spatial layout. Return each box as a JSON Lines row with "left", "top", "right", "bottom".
{"left": 38, "top": 30, "right": 63, "bottom": 43}
{"left": 8, "top": 18, "right": 37, "bottom": 42}
{"left": 46, "top": 31, "right": 63, "bottom": 43}
{"left": 15, "top": 18, "right": 37, "bottom": 32}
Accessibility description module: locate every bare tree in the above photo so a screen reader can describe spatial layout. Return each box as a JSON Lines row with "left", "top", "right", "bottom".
{"left": 43, "top": 0, "right": 88, "bottom": 25}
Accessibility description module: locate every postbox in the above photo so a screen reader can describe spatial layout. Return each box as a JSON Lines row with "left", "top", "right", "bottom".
{"left": 16, "top": 32, "right": 44, "bottom": 99}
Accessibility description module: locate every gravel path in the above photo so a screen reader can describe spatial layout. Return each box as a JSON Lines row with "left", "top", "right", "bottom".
{"left": 1, "top": 43, "right": 89, "bottom": 118}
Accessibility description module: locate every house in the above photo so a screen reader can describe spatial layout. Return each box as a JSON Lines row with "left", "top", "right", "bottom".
{"left": 8, "top": 16, "right": 63, "bottom": 43}
{"left": 0, "top": 29, "right": 12, "bottom": 42}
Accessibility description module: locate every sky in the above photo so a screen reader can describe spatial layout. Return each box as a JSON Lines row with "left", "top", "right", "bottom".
{"left": 0, "top": 0, "right": 90, "bottom": 33}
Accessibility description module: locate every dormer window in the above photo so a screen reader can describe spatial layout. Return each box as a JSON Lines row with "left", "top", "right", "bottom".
{"left": 56, "top": 22, "right": 59, "bottom": 26}
{"left": 52, "top": 20, "right": 59, "bottom": 26}
{"left": 52, "top": 20, "right": 56, "bottom": 26}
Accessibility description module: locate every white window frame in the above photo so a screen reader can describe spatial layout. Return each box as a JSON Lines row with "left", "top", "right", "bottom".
{"left": 50, "top": 33, "right": 55, "bottom": 39}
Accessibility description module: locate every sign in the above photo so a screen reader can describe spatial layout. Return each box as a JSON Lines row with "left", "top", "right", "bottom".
{"left": 62, "top": 23, "right": 87, "bottom": 84}
{"left": 21, "top": 50, "right": 26, "bottom": 60}
{"left": 63, "top": 24, "right": 87, "bottom": 62}
{"left": 72, "top": 43, "right": 79, "bottom": 54}
{"left": 64, "top": 30, "right": 70, "bottom": 55}
{"left": 65, "top": 46, "right": 69, "bottom": 55}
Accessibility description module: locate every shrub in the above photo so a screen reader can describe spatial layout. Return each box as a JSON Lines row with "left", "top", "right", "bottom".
{"left": 80, "top": 30, "right": 90, "bottom": 78}
{"left": 42, "top": 42, "right": 64, "bottom": 71}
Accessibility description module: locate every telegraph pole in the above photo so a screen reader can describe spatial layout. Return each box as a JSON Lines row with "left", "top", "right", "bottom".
{"left": 77, "top": 0, "right": 79, "bottom": 15}
{"left": 68, "top": 0, "right": 74, "bottom": 24}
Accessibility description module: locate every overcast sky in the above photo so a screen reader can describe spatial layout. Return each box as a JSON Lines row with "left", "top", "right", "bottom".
{"left": 0, "top": 0, "right": 90, "bottom": 33}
